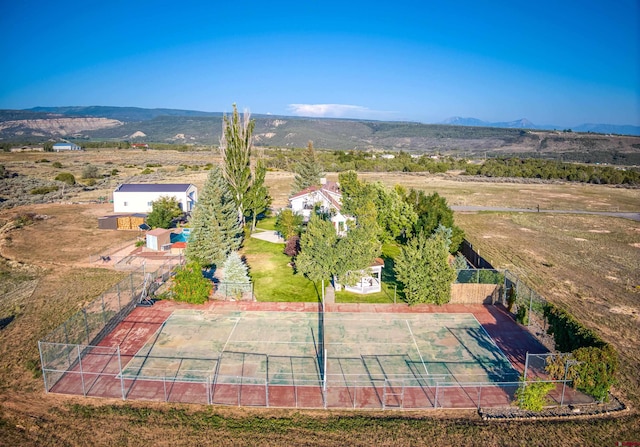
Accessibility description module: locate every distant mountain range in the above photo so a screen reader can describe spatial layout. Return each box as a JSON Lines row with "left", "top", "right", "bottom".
{"left": 1, "top": 106, "right": 639, "bottom": 160}
{"left": 440, "top": 116, "right": 640, "bottom": 136}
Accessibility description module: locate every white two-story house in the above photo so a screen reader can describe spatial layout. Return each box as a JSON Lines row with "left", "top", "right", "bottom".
{"left": 289, "top": 179, "right": 348, "bottom": 235}
{"left": 112, "top": 183, "right": 198, "bottom": 214}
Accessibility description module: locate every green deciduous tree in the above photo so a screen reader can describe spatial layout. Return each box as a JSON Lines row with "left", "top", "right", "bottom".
{"left": 146, "top": 196, "right": 183, "bottom": 229}
{"left": 295, "top": 214, "right": 339, "bottom": 283}
{"left": 292, "top": 141, "right": 324, "bottom": 193}
{"left": 185, "top": 165, "right": 242, "bottom": 267}
{"left": 404, "top": 189, "right": 464, "bottom": 252}
{"left": 170, "top": 262, "right": 212, "bottom": 304}
{"left": 275, "top": 208, "right": 304, "bottom": 239}
{"left": 371, "top": 183, "right": 417, "bottom": 242}
{"left": 394, "top": 231, "right": 456, "bottom": 305}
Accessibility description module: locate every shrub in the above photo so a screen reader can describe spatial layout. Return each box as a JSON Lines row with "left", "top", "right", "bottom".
{"left": 284, "top": 235, "right": 301, "bottom": 257}
{"left": 30, "top": 185, "right": 59, "bottom": 195}
{"left": 52, "top": 161, "right": 63, "bottom": 168}
{"left": 81, "top": 164, "right": 99, "bottom": 179}
{"left": 516, "top": 305, "right": 529, "bottom": 325}
{"left": 36, "top": 158, "right": 50, "bottom": 163}
{"left": 84, "top": 178, "right": 97, "bottom": 186}
{"left": 55, "top": 172, "right": 76, "bottom": 185}
{"left": 514, "top": 380, "right": 555, "bottom": 411}
{"left": 543, "top": 303, "right": 604, "bottom": 352}
{"left": 110, "top": 168, "right": 119, "bottom": 176}
{"left": 506, "top": 286, "right": 517, "bottom": 312}
{"left": 14, "top": 213, "right": 35, "bottom": 227}
{"left": 170, "top": 262, "right": 212, "bottom": 304}
{"left": 140, "top": 168, "right": 154, "bottom": 175}
{"left": 572, "top": 346, "right": 618, "bottom": 401}
{"left": 542, "top": 303, "right": 617, "bottom": 401}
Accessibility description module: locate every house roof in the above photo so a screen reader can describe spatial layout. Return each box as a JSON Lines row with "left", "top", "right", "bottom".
{"left": 146, "top": 228, "right": 172, "bottom": 236}
{"left": 115, "top": 183, "right": 194, "bottom": 193}
{"left": 289, "top": 181, "right": 342, "bottom": 210}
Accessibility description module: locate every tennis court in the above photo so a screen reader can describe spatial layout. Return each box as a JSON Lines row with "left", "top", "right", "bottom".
{"left": 109, "top": 307, "right": 519, "bottom": 408}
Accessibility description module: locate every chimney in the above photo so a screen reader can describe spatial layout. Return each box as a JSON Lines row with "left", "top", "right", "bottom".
{"left": 320, "top": 177, "right": 327, "bottom": 185}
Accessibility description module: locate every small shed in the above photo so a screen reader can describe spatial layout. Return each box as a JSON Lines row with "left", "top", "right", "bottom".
{"left": 146, "top": 228, "right": 172, "bottom": 251}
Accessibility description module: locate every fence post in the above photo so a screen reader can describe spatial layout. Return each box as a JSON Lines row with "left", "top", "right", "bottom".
{"left": 523, "top": 352, "right": 530, "bottom": 381}
{"left": 38, "top": 341, "right": 48, "bottom": 393}
{"left": 101, "top": 294, "right": 107, "bottom": 325}
{"left": 83, "top": 309, "right": 90, "bottom": 345}
{"left": 503, "top": 270, "right": 508, "bottom": 305}
{"left": 528, "top": 292, "right": 534, "bottom": 327}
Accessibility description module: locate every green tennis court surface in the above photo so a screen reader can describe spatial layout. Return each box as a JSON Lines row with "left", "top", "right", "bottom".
{"left": 121, "top": 309, "right": 518, "bottom": 386}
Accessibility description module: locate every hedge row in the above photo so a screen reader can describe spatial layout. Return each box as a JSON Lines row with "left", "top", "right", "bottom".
{"left": 543, "top": 303, "right": 617, "bottom": 401}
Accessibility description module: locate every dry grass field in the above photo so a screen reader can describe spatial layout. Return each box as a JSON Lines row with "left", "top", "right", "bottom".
{"left": 1, "top": 149, "right": 639, "bottom": 446}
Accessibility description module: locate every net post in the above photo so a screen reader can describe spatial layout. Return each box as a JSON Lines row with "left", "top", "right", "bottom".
{"left": 434, "top": 382, "right": 439, "bottom": 409}
{"left": 323, "top": 349, "right": 327, "bottom": 393}
{"left": 77, "top": 345, "right": 86, "bottom": 397}
{"left": 117, "top": 346, "right": 126, "bottom": 400}
{"left": 523, "top": 352, "right": 530, "bottom": 381}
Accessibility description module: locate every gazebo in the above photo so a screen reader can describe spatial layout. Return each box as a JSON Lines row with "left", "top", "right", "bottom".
{"left": 335, "top": 258, "right": 385, "bottom": 294}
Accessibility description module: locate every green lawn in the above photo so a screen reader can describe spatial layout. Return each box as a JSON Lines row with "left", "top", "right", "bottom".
{"left": 242, "top": 237, "right": 404, "bottom": 303}
{"left": 253, "top": 215, "right": 277, "bottom": 231}
{"left": 242, "top": 237, "right": 319, "bottom": 302}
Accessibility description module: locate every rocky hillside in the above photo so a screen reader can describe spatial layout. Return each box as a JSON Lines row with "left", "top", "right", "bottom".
{"left": 0, "top": 117, "right": 122, "bottom": 138}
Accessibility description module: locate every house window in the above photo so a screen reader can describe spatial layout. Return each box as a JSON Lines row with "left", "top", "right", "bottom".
{"left": 123, "top": 201, "right": 128, "bottom": 207}
{"left": 147, "top": 201, "right": 153, "bottom": 206}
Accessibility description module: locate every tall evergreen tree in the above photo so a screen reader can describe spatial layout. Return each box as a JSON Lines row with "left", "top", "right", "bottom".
{"left": 185, "top": 166, "right": 241, "bottom": 267}
{"left": 244, "top": 157, "right": 271, "bottom": 232}
{"left": 219, "top": 251, "right": 251, "bottom": 298}
{"left": 220, "top": 104, "right": 254, "bottom": 224}
{"left": 292, "top": 141, "right": 323, "bottom": 193}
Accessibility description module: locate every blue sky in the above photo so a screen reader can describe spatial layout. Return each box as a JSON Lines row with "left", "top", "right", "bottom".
{"left": 1, "top": 0, "right": 638, "bottom": 126}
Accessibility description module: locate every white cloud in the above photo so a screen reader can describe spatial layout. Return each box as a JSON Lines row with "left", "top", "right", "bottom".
{"left": 287, "top": 103, "right": 395, "bottom": 119}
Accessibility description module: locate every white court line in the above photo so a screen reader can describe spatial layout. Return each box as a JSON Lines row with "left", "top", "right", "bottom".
{"left": 406, "top": 320, "right": 429, "bottom": 375}
{"left": 220, "top": 317, "right": 241, "bottom": 355}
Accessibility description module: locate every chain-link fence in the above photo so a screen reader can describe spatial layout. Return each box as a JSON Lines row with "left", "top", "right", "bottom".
{"left": 39, "top": 257, "right": 184, "bottom": 393}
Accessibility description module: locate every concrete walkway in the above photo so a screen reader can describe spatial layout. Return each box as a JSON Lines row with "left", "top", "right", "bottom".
{"left": 250, "top": 229, "right": 285, "bottom": 243}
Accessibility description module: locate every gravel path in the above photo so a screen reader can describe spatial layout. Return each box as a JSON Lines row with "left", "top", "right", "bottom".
{"left": 452, "top": 205, "right": 640, "bottom": 222}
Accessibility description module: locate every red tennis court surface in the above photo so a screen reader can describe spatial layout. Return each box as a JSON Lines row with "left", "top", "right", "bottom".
{"left": 46, "top": 300, "right": 592, "bottom": 409}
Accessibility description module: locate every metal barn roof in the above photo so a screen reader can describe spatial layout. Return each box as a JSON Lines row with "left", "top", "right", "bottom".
{"left": 114, "top": 183, "right": 194, "bottom": 193}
